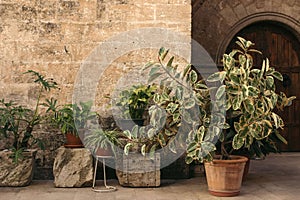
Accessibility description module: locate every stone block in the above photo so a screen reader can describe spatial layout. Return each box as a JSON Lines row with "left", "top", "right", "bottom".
{"left": 53, "top": 146, "right": 93, "bottom": 187}
{"left": 116, "top": 153, "right": 160, "bottom": 187}
{"left": 0, "top": 149, "right": 36, "bottom": 187}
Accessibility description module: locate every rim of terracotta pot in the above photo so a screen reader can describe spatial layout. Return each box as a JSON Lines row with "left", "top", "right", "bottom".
{"left": 207, "top": 155, "right": 248, "bottom": 164}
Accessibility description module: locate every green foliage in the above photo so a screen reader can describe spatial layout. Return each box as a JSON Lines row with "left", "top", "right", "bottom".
{"left": 141, "top": 38, "right": 295, "bottom": 163}
{"left": 0, "top": 70, "right": 58, "bottom": 162}
{"left": 115, "top": 84, "right": 157, "bottom": 119}
{"left": 206, "top": 37, "right": 295, "bottom": 159}
{"left": 48, "top": 101, "right": 96, "bottom": 135}
{"left": 84, "top": 129, "right": 122, "bottom": 155}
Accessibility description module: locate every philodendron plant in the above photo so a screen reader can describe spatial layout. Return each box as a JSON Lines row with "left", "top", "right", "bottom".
{"left": 0, "top": 70, "right": 58, "bottom": 162}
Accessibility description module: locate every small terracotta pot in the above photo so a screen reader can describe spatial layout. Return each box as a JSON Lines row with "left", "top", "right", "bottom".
{"left": 95, "top": 147, "right": 113, "bottom": 157}
{"left": 64, "top": 132, "right": 84, "bottom": 148}
{"left": 204, "top": 155, "right": 248, "bottom": 197}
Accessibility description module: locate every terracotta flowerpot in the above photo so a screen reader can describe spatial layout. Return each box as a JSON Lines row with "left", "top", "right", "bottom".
{"left": 204, "top": 155, "right": 248, "bottom": 197}
{"left": 95, "top": 147, "right": 113, "bottom": 157}
{"left": 64, "top": 132, "right": 84, "bottom": 148}
{"left": 243, "top": 158, "right": 250, "bottom": 180}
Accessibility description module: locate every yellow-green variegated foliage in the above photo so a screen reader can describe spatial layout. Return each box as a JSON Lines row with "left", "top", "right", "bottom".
{"left": 207, "top": 37, "right": 296, "bottom": 152}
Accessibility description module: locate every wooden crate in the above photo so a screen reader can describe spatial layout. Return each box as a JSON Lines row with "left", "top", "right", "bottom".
{"left": 116, "top": 153, "right": 160, "bottom": 187}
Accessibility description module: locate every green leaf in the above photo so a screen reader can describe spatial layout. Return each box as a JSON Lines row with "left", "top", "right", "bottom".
{"left": 168, "top": 139, "right": 177, "bottom": 154}
{"left": 167, "top": 56, "right": 174, "bottom": 67}
{"left": 207, "top": 72, "right": 223, "bottom": 82}
{"left": 229, "top": 73, "right": 240, "bottom": 84}
{"left": 239, "top": 126, "right": 249, "bottom": 138}
{"left": 201, "top": 141, "right": 216, "bottom": 153}
{"left": 143, "top": 62, "right": 154, "bottom": 70}
{"left": 190, "top": 70, "right": 198, "bottom": 83}
{"left": 248, "top": 86, "right": 259, "bottom": 97}
{"left": 148, "top": 72, "right": 163, "bottom": 83}
{"left": 149, "top": 65, "right": 160, "bottom": 76}
{"left": 243, "top": 98, "right": 254, "bottom": 114}
{"left": 266, "top": 76, "right": 274, "bottom": 88}
{"left": 159, "top": 47, "right": 165, "bottom": 57}
{"left": 270, "top": 71, "right": 283, "bottom": 81}
{"left": 149, "top": 144, "right": 156, "bottom": 159}
{"left": 141, "top": 144, "right": 146, "bottom": 156}
{"left": 147, "top": 128, "right": 155, "bottom": 138}
{"left": 123, "top": 130, "right": 131, "bottom": 139}
{"left": 242, "top": 85, "right": 249, "bottom": 97}
{"left": 197, "top": 126, "right": 205, "bottom": 142}
{"left": 184, "top": 98, "right": 195, "bottom": 109}
{"left": 166, "top": 102, "right": 179, "bottom": 114}
{"left": 216, "top": 85, "right": 226, "bottom": 99}
{"left": 124, "top": 143, "right": 133, "bottom": 155}
{"left": 185, "top": 156, "right": 194, "bottom": 164}
{"left": 195, "top": 83, "right": 208, "bottom": 90}
{"left": 131, "top": 125, "right": 138, "bottom": 139}
{"left": 275, "top": 131, "right": 287, "bottom": 145}
{"left": 265, "top": 58, "right": 270, "bottom": 72}
{"left": 175, "top": 87, "right": 183, "bottom": 100}
{"left": 232, "top": 134, "right": 244, "bottom": 150}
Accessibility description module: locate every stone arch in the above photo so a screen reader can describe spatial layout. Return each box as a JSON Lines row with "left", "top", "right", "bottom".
{"left": 216, "top": 12, "right": 300, "bottom": 64}
{"left": 192, "top": 0, "right": 300, "bottom": 65}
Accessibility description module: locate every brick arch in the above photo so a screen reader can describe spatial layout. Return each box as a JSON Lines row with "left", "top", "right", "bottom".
{"left": 216, "top": 12, "right": 300, "bottom": 64}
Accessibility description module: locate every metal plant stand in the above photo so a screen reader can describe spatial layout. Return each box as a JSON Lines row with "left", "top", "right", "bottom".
{"left": 92, "top": 156, "right": 117, "bottom": 192}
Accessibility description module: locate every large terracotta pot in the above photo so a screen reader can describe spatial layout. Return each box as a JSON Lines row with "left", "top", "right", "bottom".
{"left": 204, "top": 155, "right": 248, "bottom": 197}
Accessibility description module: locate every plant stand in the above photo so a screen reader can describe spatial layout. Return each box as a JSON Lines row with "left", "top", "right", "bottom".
{"left": 92, "top": 156, "right": 117, "bottom": 193}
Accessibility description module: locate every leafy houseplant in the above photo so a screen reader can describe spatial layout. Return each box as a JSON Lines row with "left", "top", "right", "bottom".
{"left": 113, "top": 49, "right": 212, "bottom": 187}
{"left": 84, "top": 129, "right": 121, "bottom": 156}
{"left": 0, "top": 70, "right": 58, "bottom": 186}
{"left": 114, "top": 84, "right": 157, "bottom": 130}
{"left": 50, "top": 101, "right": 96, "bottom": 148}
{"left": 144, "top": 38, "right": 295, "bottom": 196}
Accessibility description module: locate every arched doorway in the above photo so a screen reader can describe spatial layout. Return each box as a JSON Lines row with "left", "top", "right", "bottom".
{"left": 226, "top": 21, "right": 300, "bottom": 151}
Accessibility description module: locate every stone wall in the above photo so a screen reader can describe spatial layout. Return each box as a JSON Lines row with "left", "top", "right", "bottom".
{"left": 0, "top": 0, "right": 191, "bottom": 179}
{"left": 192, "top": 0, "right": 300, "bottom": 64}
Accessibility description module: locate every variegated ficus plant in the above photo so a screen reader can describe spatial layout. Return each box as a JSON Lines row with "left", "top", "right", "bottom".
{"left": 120, "top": 37, "right": 295, "bottom": 163}
{"left": 203, "top": 37, "right": 296, "bottom": 160}
{"left": 120, "top": 47, "right": 219, "bottom": 160}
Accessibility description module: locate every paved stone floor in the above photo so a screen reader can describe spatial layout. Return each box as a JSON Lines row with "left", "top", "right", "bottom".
{"left": 1, "top": 153, "right": 299, "bottom": 200}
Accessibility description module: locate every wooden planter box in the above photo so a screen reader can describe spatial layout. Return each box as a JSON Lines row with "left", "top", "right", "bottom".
{"left": 0, "top": 149, "right": 36, "bottom": 187}
{"left": 116, "top": 153, "right": 160, "bottom": 187}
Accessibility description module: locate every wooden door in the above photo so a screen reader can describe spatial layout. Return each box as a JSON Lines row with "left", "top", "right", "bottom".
{"left": 226, "top": 21, "right": 300, "bottom": 151}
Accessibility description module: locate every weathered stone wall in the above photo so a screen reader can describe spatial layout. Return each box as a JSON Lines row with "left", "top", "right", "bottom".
{"left": 192, "top": 0, "right": 300, "bottom": 64}
{"left": 0, "top": 0, "right": 191, "bottom": 179}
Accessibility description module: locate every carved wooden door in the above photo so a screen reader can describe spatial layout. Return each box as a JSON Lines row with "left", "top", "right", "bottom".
{"left": 226, "top": 21, "right": 300, "bottom": 151}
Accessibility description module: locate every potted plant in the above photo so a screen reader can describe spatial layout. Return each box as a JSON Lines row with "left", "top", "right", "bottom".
{"left": 192, "top": 38, "right": 294, "bottom": 196}
{"left": 0, "top": 70, "right": 58, "bottom": 186}
{"left": 84, "top": 128, "right": 121, "bottom": 157}
{"left": 114, "top": 124, "right": 164, "bottom": 187}
{"left": 50, "top": 101, "right": 96, "bottom": 148}
{"left": 114, "top": 84, "right": 156, "bottom": 131}
{"left": 145, "top": 39, "right": 295, "bottom": 196}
